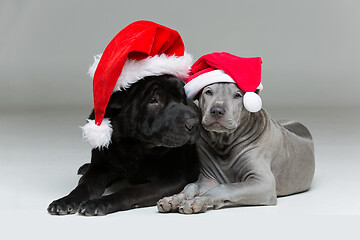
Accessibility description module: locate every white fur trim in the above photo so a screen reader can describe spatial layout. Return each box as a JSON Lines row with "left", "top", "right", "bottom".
{"left": 88, "top": 53, "right": 193, "bottom": 91}
{"left": 81, "top": 118, "right": 113, "bottom": 149}
{"left": 185, "top": 69, "right": 264, "bottom": 100}
{"left": 184, "top": 70, "right": 235, "bottom": 99}
{"left": 243, "top": 92, "right": 262, "bottom": 112}
{"left": 87, "top": 55, "right": 101, "bottom": 78}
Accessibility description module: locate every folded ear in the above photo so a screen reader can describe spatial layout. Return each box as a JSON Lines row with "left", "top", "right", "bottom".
{"left": 88, "top": 109, "right": 95, "bottom": 120}
{"left": 81, "top": 93, "right": 123, "bottom": 149}
{"left": 107, "top": 91, "right": 125, "bottom": 109}
{"left": 85, "top": 91, "right": 124, "bottom": 121}
{"left": 82, "top": 91, "right": 128, "bottom": 149}
{"left": 186, "top": 97, "right": 200, "bottom": 111}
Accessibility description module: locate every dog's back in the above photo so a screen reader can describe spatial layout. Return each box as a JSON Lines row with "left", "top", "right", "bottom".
{"left": 278, "top": 120, "right": 313, "bottom": 141}
{"left": 271, "top": 120, "right": 315, "bottom": 196}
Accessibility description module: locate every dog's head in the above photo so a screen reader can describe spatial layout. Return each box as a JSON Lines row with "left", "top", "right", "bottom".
{"left": 103, "top": 75, "right": 199, "bottom": 148}
{"left": 198, "top": 83, "right": 252, "bottom": 134}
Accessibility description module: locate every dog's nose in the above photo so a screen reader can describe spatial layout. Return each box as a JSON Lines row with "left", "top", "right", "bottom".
{"left": 185, "top": 118, "right": 198, "bottom": 131}
{"left": 210, "top": 106, "right": 226, "bottom": 119}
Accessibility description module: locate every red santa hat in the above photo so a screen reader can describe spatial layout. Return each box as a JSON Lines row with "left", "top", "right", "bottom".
{"left": 184, "top": 52, "right": 263, "bottom": 112}
{"left": 81, "top": 20, "right": 193, "bottom": 149}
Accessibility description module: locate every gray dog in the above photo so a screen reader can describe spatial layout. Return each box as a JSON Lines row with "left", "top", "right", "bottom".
{"left": 157, "top": 83, "right": 315, "bottom": 214}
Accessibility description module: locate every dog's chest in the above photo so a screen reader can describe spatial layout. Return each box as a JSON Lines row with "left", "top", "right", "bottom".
{"left": 198, "top": 143, "right": 245, "bottom": 184}
{"left": 107, "top": 144, "right": 168, "bottom": 177}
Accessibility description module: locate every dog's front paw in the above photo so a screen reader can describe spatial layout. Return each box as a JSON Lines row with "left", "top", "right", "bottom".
{"left": 178, "top": 196, "right": 209, "bottom": 214}
{"left": 47, "top": 196, "right": 82, "bottom": 215}
{"left": 157, "top": 193, "right": 188, "bottom": 213}
{"left": 78, "top": 199, "right": 108, "bottom": 216}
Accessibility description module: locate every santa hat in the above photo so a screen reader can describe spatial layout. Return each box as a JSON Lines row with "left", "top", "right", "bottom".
{"left": 81, "top": 20, "right": 193, "bottom": 149}
{"left": 184, "top": 52, "right": 263, "bottom": 113}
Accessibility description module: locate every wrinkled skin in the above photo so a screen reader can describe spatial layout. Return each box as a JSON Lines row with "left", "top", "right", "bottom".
{"left": 158, "top": 83, "right": 315, "bottom": 214}
{"left": 48, "top": 75, "right": 200, "bottom": 216}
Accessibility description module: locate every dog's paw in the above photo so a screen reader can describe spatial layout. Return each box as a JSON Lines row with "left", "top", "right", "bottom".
{"left": 47, "top": 196, "right": 81, "bottom": 215}
{"left": 178, "top": 196, "right": 209, "bottom": 214}
{"left": 157, "top": 193, "right": 187, "bottom": 213}
{"left": 78, "top": 199, "right": 108, "bottom": 216}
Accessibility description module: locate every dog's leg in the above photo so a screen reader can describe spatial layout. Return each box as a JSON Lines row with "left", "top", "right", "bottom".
{"left": 178, "top": 171, "right": 277, "bottom": 214}
{"left": 48, "top": 151, "right": 120, "bottom": 215}
{"left": 157, "top": 175, "right": 218, "bottom": 212}
{"left": 77, "top": 176, "right": 189, "bottom": 216}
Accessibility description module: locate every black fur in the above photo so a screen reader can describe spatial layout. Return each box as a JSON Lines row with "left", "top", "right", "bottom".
{"left": 48, "top": 75, "right": 200, "bottom": 216}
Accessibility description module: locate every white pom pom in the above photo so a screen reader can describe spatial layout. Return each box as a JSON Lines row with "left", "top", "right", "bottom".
{"left": 81, "top": 118, "right": 113, "bottom": 149}
{"left": 243, "top": 92, "right": 262, "bottom": 112}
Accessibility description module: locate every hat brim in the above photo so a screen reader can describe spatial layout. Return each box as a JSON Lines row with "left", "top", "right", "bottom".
{"left": 184, "top": 70, "right": 235, "bottom": 100}
{"left": 88, "top": 52, "right": 193, "bottom": 92}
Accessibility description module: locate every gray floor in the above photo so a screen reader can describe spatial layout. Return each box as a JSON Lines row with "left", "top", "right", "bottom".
{"left": 1, "top": 106, "right": 359, "bottom": 239}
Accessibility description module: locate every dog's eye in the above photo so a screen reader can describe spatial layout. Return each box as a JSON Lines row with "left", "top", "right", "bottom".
{"left": 149, "top": 97, "right": 159, "bottom": 104}
{"left": 234, "top": 93, "right": 242, "bottom": 99}
{"left": 205, "top": 90, "right": 212, "bottom": 96}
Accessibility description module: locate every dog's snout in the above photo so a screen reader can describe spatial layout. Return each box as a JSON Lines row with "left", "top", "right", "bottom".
{"left": 185, "top": 118, "right": 198, "bottom": 131}
{"left": 210, "top": 106, "right": 226, "bottom": 119}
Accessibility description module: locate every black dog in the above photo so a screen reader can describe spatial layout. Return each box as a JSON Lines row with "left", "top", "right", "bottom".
{"left": 47, "top": 75, "right": 200, "bottom": 216}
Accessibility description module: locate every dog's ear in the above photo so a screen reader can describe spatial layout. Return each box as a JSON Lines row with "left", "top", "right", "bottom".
{"left": 107, "top": 92, "right": 125, "bottom": 109}
{"left": 88, "top": 109, "right": 95, "bottom": 120}
{"left": 86, "top": 92, "right": 123, "bottom": 120}
{"left": 103, "top": 93, "right": 126, "bottom": 120}
{"left": 186, "top": 97, "right": 199, "bottom": 109}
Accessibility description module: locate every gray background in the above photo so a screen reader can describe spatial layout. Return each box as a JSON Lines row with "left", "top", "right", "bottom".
{"left": 1, "top": 1, "right": 359, "bottom": 239}
{"left": 1, "top": 0, "right": 360, "bottom": 110}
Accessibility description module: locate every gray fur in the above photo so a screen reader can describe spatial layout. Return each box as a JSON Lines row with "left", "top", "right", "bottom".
{"left": 157, "top": 83, "right": 315, "bottom": 214}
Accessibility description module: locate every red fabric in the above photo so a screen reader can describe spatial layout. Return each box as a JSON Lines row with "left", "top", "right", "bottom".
{"left": 188, "top": 67, "right": 214, "bottom": 80}
{"left": 93, "top": 20, "right": 185, "bottom": 125}
{"left": 187, "top": 52, "right": 262, "bottom": 93}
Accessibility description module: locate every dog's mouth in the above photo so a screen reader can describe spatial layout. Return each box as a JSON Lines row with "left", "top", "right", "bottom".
{"left": 202, "top": 121, "right": 236, "bottom": 133}
{"left": 150, "top": 138, "right": 196, "bottom": 148}
{"left": 142, "top": 129, "right": 199, "bottom": 148}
